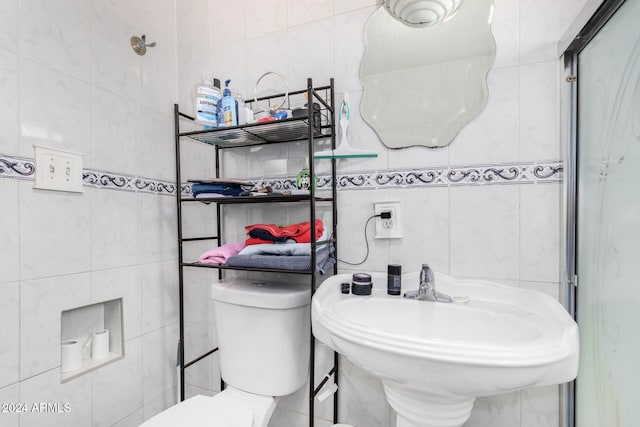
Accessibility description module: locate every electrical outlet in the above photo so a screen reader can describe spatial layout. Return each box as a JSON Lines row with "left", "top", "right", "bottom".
{"left": 34, "top": 145, "right": 84, "bottom": 193}
{"left": 374, "top": 201, "right": 401, "bottom": 239}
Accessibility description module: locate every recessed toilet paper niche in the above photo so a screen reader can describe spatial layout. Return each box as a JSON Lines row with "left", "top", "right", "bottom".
{"left": 60, "top": 298, "right": 124, "bottom": 383}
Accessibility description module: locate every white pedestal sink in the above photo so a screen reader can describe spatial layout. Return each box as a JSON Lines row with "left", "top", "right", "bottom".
{"left": 311, "top": 272, "right": 579, "bottom": 427}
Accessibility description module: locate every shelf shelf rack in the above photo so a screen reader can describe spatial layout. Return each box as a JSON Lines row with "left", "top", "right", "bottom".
{"left": 173, "top": 78, "right": 339, "bottom": 426}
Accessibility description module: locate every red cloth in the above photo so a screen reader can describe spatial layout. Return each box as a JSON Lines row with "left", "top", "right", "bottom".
{"left": 245, "top": 220, "right": 324, "bottom": 245}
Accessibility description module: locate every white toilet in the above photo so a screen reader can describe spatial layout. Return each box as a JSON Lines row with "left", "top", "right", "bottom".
{"left": 141, "top": 278, "right": 311, "bottom": 427}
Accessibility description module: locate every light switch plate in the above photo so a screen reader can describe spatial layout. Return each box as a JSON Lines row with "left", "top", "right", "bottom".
{"left": 33, "top": 145, "right": 84, "bottom": 193}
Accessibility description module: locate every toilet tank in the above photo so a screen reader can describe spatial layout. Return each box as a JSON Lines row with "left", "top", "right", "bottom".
{"left": 211, "top": 278, "right": 311, "bottom": 397}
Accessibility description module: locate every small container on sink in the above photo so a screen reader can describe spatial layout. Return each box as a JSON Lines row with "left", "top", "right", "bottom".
{"left": 351, "top": 273, "right": 372, "bottom": 296}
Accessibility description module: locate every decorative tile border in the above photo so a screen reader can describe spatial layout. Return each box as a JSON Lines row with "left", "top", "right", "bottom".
{"left": 0, "top": 154, "right": 177, "bottom": 196}
{"left": 82, "top": 169, "right": 177, "bottom": 195}
{"left": 255, "top": 160, "right": 563, "bottom": 191}
{"left": 0, "top": 153, "right": 563, "bottom": 196}
{"left": 0, "top": 155, "right": 36, "bottom": 180}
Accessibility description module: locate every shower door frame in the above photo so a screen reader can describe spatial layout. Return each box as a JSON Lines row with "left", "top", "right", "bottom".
{"left": 562, "top": 0, "right": 629, "bottom": 426}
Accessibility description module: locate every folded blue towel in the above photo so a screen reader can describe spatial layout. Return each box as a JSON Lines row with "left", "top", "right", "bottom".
{"left": 192, "top": 183, "right": 245, "bottom": 198}
{"left": 226, "top": 243, "right": 335, "bottom": 274}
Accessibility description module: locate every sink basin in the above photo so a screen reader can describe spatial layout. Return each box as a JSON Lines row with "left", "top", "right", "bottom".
{"left": 312, "top": 271, "right": 579, "bottom": 427}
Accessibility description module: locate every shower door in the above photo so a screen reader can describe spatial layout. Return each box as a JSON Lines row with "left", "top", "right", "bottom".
{"left": 575, "top": 0, "right": 640, "bottom": 425}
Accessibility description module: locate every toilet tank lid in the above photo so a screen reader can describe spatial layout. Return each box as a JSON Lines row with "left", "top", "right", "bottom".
{"left": 211, "top": 278, "right": 311, "bottom": 309}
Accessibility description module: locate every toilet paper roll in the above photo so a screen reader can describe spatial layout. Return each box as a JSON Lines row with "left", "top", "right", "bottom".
{"left": 61, "top": 339, "right": 83, "bottom": 373}
{"left": 91, "top": 329, "right": 110, "bottom": 361}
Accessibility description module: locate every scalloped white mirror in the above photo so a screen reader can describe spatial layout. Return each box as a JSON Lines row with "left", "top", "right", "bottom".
{"left": 360, "top": 0, "right": 496, "bottom": 149}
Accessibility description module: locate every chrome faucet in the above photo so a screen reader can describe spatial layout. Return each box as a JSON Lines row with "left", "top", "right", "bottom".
{"left": 403, "top": 264, "right": 453, "bottom": 303}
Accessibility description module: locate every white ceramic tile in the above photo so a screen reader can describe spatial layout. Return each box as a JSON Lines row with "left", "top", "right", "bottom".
{"left": 19, "top": 182, "right": 91, "bottom": 280}
{"left": 245, "top": 31, "right": 288, "bottom": 98}
{"left": 0, "top": 0, "right": 17, "bottom": 52}
{"left": 91, "top": 189, "right": 142, "bottom": 270}
{"left": 176, "top": 0, "right": 209, "bottom": 58}
{"left": 288, "top": 0, "right": 333, "bottom": 27}
{"left": 521, "top": 385, "right": 560, "bottom": 427}
{"left": 334, "top": 0, "right": 382, "bottom": 15}
{"left": 19, "top": 273, "right": 91, "bottom": 379}
{"left": 19, "top": 368, "right": 91, "bottom": 427}
{"left": 450, "top": 185, "right": 520, "bottom": 280}
{"left": 337, "top": 356, "right": 391, "bottom": 427}
{"left": 19, "top": 0, "right": 91, "bottom": 80}
{"left": 185, "top": 384, "right": 215, "bottom": 399}
{"left": 0, "top": 50, "right": 18, "bottom": 155}
{"left": 519, "top": 280, "right": 560, "bottom": 300}
{"left": 183, "top": 240, "right": 215, "bottom": 267}
{"left": 0, "top": 180, "right": 19, "bottom": 284}
{"left": 140, "top": 0, "right": 178, "bottom": 114}
{"left": 183, "top": 269, "right": 216, "bottom": 325}
{"left": 335, "top": 189, "right": 391, "bottom": 273}
{"left": 142, "top": 323, "right": 179, "bottom": 404}
{"left": 332, "top": 90, "right": 388, "bottom": 173}
{"left": 519, "top": 0, "right": 587, "bottom": 64}
{"left": 19, "top": 58, "right": 91, "bottom": 158}
{"left": 143, "top": 387, "right": 177, "bottom": 421}
{"left": 179, "top": 139, "right": 213, "bottom": 182}
{"left": 519, "top": 61, "right": 561, "bottom": 161}
{"left": 141, "top": 193, "right": 177, "bottom": 264}
{"left": 219, "top": 203, "right": 249, "bottom": 244}
{"left": 465, "top": 391, "right": 521, "bottom": 427}
{"left": 141, "top": 108, "right": 176, "bottom": 182}
{"left": 184, "top": 322, "right": 213, "bottom": 391}
{"left": 520, "top": 183, "right": 561, "bottom": 283}
{"left": 91, "top": 87, "right": 142, "bottom": 175}
{"left": 388, "top": 187, "right": 450, "bottom": 276}
{"left": 386, "top": 144, "right": 449, "bottom": 170}
{"left": 111, "top": 409, "right": 144, "bottom": 427}
{"left": 208, "top": 0, "right": 246, "bottom": 43}
{"left": 92, "top": 0, "right": 143, "bottom": 102}
{"left": 91, "top": 266, "right": 143, "bottom": 341}
{"left": 209, "top": 39, "right": 247, "bottom": 98}
{"left": 181, "top": 201, "right": 214, "bottom": 241}
{"left": 243, "top": 144, "right": 289, "bottom": 178}
{"left": 176, "top": 0, "right": 210, "bottom": 111}
{"left": 492, "top": 0, "right": 519, "bottom": 68}
{"left": 246, "top": 0, "right": 286, "bottom": 39}
{"left": 142, "top": 261, "right": 178, "bottom": 333}
{"left": 267, "top": 409, "right": 308, "bottom": 427}
{"left": 0, "top": 282, "right": 19, "bottom": 388}
{"left": 92, "top": 337, "right": 143, "bottom": 427}
{"left": 177, "top": 53, "right": 210, "bottom": 120}
{"left": 286, "top": 18, "right": 334, "bottom": 96}
{"left": 449, "top": 66, "right": 520, "bottom": 165}
{"left": 334, "top": 7, "right": 376, "bottom": 94}
{"left": 0, "top": 383, "right": 19, "bottom": 427}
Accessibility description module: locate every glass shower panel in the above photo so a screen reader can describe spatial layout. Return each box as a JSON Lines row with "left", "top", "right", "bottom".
{"left": 576, "top": 0, "right": 640, "bottom": 426}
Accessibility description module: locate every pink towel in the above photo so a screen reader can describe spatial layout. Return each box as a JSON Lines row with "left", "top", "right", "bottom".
{"left": 199, "top": 242, "right": 245, "bottom": 264}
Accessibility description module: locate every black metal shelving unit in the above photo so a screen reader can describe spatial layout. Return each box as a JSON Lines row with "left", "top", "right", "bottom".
{"left": 173, "top": 78, "right": 339, "bottom": 426}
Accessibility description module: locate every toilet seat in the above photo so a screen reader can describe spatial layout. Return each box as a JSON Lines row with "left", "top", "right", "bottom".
{"left": 140, "top": 387, "right": 276, "bottom": 427}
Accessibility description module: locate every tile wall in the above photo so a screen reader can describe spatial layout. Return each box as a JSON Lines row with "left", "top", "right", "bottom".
{"left": 0, "top": 0, "right": 189, "bottom": 425}
{"left": 175, "top": 0, "right": 590, "bottom": 426}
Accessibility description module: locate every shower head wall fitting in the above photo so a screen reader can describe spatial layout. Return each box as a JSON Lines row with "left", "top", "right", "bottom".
{"left": 130, "top": 34, "right": 156, "bottom": 56}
